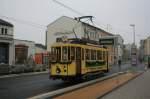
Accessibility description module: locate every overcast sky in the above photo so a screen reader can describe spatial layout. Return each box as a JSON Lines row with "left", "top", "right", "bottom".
{"left": 0, "top": 0, "right": 150, "bottom": 46}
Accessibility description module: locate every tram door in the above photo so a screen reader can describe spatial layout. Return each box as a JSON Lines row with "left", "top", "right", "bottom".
{"left": 76, "top": 47, "right": 81, "bottom": 76}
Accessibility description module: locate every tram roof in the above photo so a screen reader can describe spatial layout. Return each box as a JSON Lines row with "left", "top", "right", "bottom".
{"left": 51, "top": 42, "right": 107, "bottom": 50}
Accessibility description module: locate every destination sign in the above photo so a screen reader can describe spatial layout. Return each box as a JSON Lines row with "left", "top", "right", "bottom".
{"left": 99, "top": 39, "right": 114, "bottom": 45}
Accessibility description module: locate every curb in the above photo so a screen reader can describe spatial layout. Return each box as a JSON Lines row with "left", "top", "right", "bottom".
{"left": 0, "top": 71, "right": 48, "bottom": 79}
{"left": 28, "top": 72, "right": 125, "bottom": 99}
{"left": 96, "top": 71, "right": 144, "bottom": 99}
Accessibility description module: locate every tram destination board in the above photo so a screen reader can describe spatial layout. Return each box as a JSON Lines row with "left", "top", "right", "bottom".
{"left": 99, "top": 39, "right": 114, "bottom": 45}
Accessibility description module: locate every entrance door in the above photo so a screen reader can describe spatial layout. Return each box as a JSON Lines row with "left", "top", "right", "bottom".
{"left": 0, "top": 43, "right": 9, "bottom": 64}
{"left": 76, "top": 47, "right": 81, "bottom": 76}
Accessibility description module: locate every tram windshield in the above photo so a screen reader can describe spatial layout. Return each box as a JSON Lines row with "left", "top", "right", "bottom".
{"left": 62, "top": 46, "right": 68, "bottom": 61}
{"left": 51, "top": 47, "right": 61, "bottom": 62}
{"left": 51, "top": 46, "right": 69, "bottom": 62}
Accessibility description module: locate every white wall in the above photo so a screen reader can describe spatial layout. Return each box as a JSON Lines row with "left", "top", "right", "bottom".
{"left": 46, "top": 16, "right": 84, "bottom": 51}
{"left": 0, "top": 25, "right": 13, "bottom": 36}
{"left": 83, "top": 25, "right": 100, "bottom": 41}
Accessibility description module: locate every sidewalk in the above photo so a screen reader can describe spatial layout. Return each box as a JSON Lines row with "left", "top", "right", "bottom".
{"left": 100, "top": 69, "right": 150, "bottom": 99}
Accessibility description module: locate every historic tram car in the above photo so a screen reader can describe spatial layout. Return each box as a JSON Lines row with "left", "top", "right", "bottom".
{"left": 49, "top": 38, "right": 109, "bottom": 81}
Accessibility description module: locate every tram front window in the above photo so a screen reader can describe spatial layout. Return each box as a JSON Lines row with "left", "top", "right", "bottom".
{"left": 62, "top": 47, "right": 68, "bottom": 61}
{"left": 51, "top": 47, "right": 61, "bottom": 62}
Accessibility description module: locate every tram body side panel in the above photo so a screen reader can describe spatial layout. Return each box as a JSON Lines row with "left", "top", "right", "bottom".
{"left": 50, "top": 62, "right": 76, "bottom": 77}
{"left": 81, "top": 60, "right": 109, "bottom": 74}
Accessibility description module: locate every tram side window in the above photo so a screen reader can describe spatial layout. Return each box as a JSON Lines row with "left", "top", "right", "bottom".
{"left": 94, "top": 50, "right": 96, "bottom": 60}
{"left": 76, "top": 47, "right": 81, "bottom": 60}
{"left": 91, "top": 50, "right": 94, "bottom": 60}
{"left": 62, "top": 47, "right": 68, "bottom": 61}
{"left": 68, "top": 47, "right": 70, "bottom": 61}
{"left": 51, "top": 47, "right": 56, "bottom": 61}
{"left": 71, "top": 47, "right": 75, "bottom": 60}
{"left": 85, "top": 49, "right": 90, "bottom": 60}
{"left": 56, "top": 47, "right": 61, "bottom": 61}
{"left": 91, "top": 50, "right": 97, "bottom": 60}
{"left": 103, "top": 51, "right": 105, "bottom": 60}
{"left": 82, "top": 48, "right": 84, "bottom": 60}
{"left": 97, "top": 50, "right": 100, "bottom": 60}
{"left": 97, "top": 50, "right": 102, "bottom": 60}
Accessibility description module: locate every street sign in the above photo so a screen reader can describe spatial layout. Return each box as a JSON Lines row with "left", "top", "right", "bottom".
{"left": 99, "top": 38, "right": 114, "bottom": 45}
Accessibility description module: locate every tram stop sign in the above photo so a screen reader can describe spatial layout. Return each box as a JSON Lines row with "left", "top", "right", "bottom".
{"left": 99, "top": 38, "right": 114, "bottom": 45}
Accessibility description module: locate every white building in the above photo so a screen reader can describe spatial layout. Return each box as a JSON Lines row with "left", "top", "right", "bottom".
{"left": 46, "top": 16, "right": 126, "bottom": 65}
{"left": 0, "top": 19, "right": 15, "bottom": 65}
{"left": 46, "top": 16, "right": 113, "bottom": 51}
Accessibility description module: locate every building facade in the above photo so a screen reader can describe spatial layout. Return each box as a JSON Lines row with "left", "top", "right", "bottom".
{"left": 35, "top": 43, "right": 46, "bottom": 53}
{"left": 122, "top": 44, "right": 132, "bottom": 62}
{"left": 14, "top": 39, "right": 35, "bottom": 64}
{"left": 46, "top": 16, "right": 113, "bottom": 50}
{"left": 99, "top": 35, "right": 124, "bottom": 65}
{"left": 46, "top": 16, "right": 121, "bottom": 65}
{"left": 140, "top": 36, "right": 150, "bottom": 62}
{"left": 0, "top": 19, "right": 15, "bottom": 65}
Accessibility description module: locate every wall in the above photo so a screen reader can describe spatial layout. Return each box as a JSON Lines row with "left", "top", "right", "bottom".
{"left": 14, "top": 39, "right": 35, "bottom": 57}
{"left": 46, "top": 16, "right": 125, "bottom": 65}
{"left": 0, "top": 25, "right": 14, "bottom": 65}
{"left": 46, "top": 16, "right": 83, "bottom": 51}
{"left": 35, "top": 47, "right": 46, "bottom": 53}
{"left": 0, "top": 25, "right": 13, "bottom": 36}
{"left": 143, "top": 36, "right": 150, "bottom": 61}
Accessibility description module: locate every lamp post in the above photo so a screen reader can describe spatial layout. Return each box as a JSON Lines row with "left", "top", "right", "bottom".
{"left": 130, "top": 24, "right": 135, "bottom": 45}
{"left": 130, "top": 24, "right": 137, "bottom": 66}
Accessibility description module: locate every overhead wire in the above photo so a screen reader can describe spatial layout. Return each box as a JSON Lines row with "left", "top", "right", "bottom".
{"left": 0, "top": 14, "right": 47, "bottom": 29}
{"left": 52, "top": 0, "right": 84, "bottom": 16}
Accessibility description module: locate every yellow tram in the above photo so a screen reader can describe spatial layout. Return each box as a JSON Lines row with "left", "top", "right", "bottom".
{"left": 50, "top": 38, "right": 109, "bottom": 81}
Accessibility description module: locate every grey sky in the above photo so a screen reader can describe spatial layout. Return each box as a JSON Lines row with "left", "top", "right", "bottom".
{"left": 0, "top": 0, "right": 150, "bottom": 46}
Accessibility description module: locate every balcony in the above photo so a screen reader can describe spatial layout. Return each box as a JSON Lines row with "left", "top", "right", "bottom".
{"left": 0, "top": 34, "right": 13, "bottom": 38}
{"left": 0, "top": 34, "right": 13, "bottom": 42}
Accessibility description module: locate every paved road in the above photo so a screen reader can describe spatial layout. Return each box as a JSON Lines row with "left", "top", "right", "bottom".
{"left": 101, "top": 69, "right": 150, "bottom": 99}
{"left": 0, "top": 63, "right": 145, "bottom": 99}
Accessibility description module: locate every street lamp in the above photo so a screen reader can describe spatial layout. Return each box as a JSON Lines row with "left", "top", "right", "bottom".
{"left": 130, "top": 24, "right": 135, "bottom": 46}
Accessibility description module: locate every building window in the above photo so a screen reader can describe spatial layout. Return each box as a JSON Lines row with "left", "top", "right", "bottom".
{"left": 1, "top": 28, "right": 4, "bottom": 35}
{"left": 5, "top": 29, "right": 7, "bottom": 35}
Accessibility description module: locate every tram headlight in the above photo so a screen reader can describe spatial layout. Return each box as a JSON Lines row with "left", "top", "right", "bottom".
{"left": 56, "top": 68, "right": 61, "bottom": 73}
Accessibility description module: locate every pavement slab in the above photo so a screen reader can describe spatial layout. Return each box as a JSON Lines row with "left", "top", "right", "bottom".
{"left": 53, "top": 72, "right": 140, "bottom": 99}
{"left": 101, "top": 70, "right": 150, "bottom": 99}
